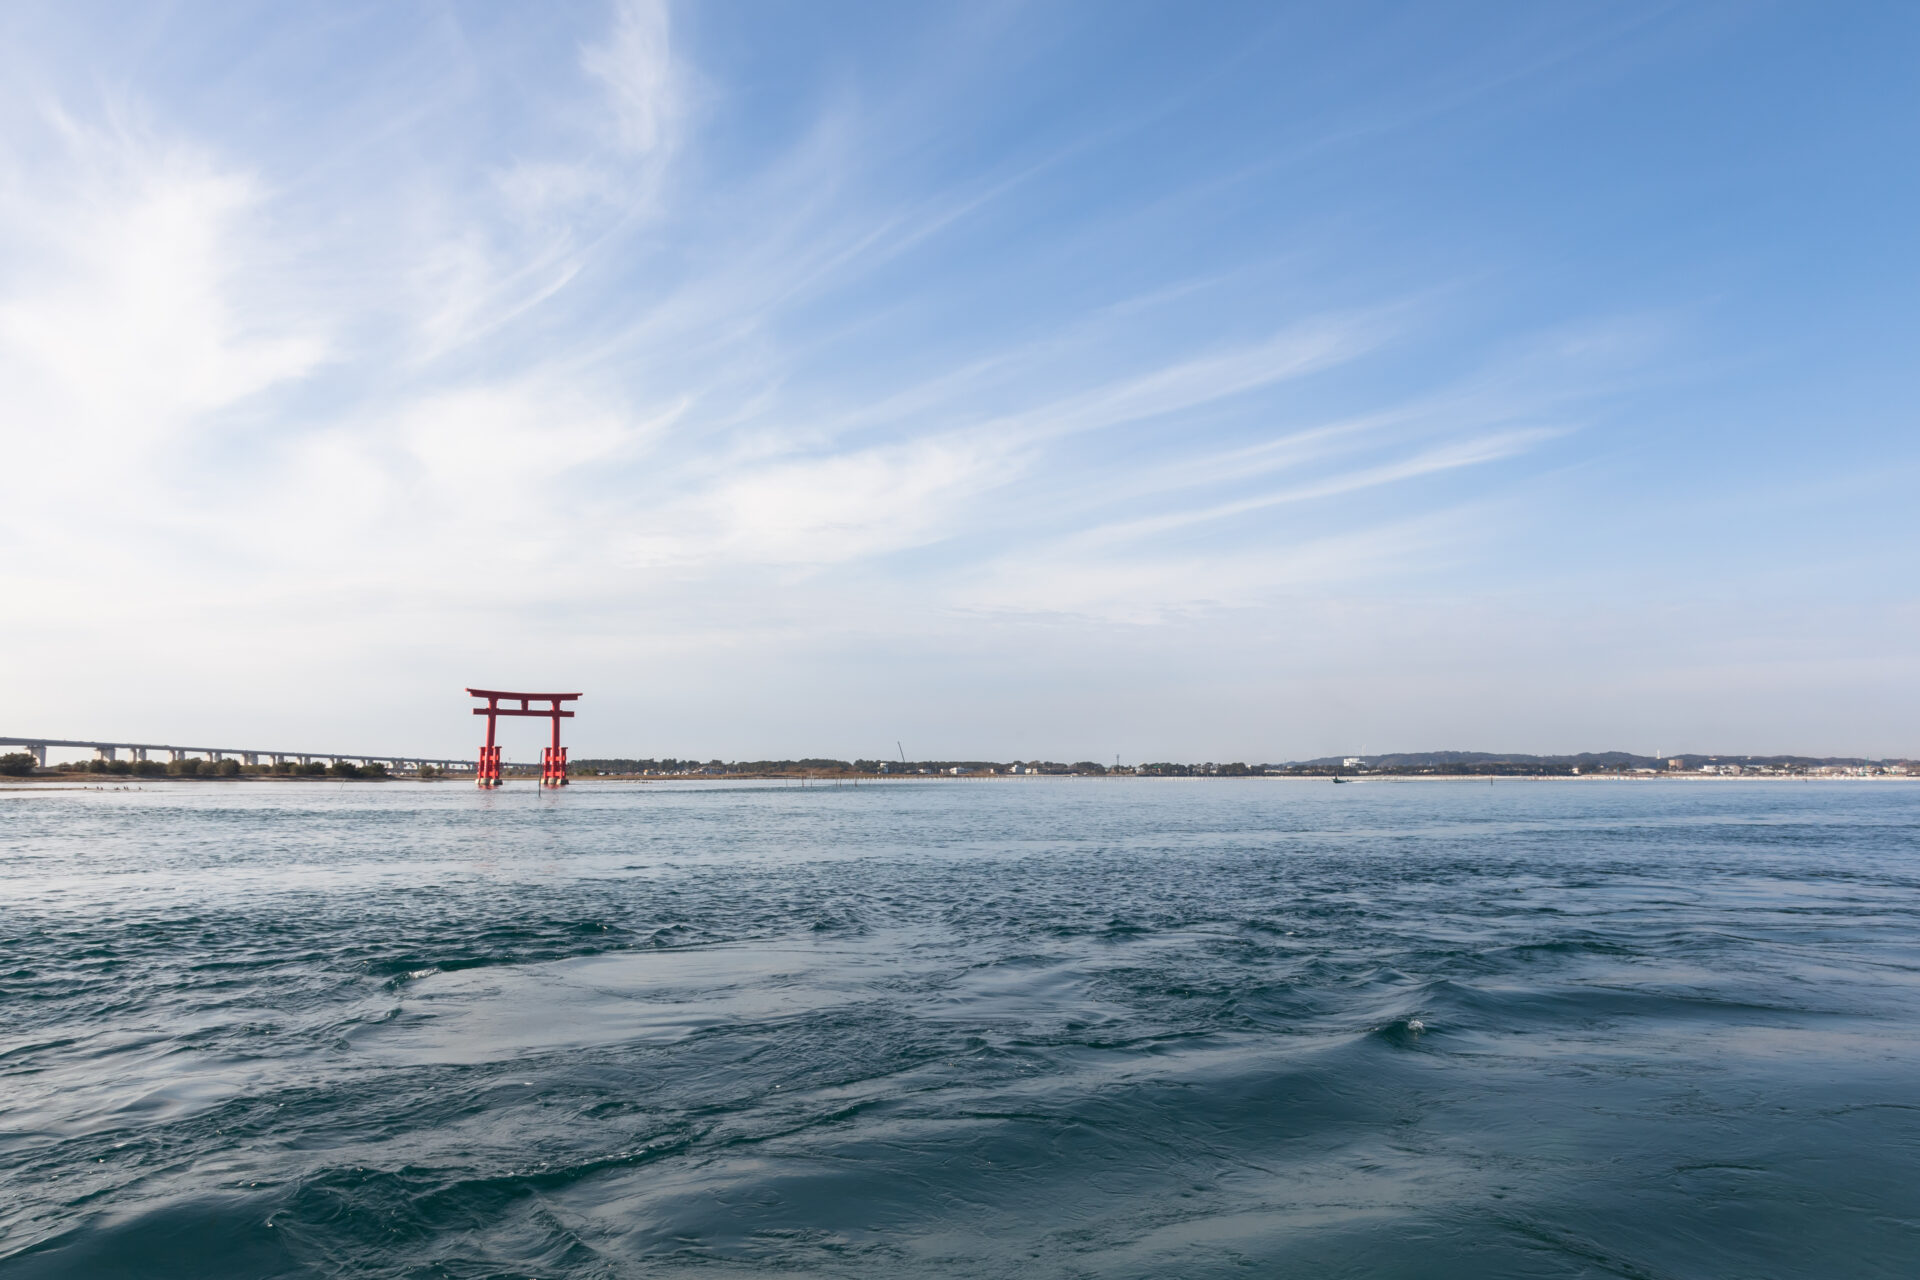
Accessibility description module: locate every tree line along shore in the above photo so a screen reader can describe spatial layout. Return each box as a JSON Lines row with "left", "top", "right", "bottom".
{"left": 560, "top": 753, "right": 1917, "bottom": 779}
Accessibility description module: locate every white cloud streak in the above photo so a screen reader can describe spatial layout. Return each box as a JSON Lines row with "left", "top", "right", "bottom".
{"left": 582, "top": 0, "right": 680, "bottom": 156}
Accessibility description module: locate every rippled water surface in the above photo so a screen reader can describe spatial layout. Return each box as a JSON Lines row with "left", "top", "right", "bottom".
{"left": 3, "top": 778, "right": 1917, "bottom": 1277}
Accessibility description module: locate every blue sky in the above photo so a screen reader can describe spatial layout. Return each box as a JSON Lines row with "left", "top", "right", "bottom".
{"left": 1, "top": 1, "right": 1915, "bottom": 761}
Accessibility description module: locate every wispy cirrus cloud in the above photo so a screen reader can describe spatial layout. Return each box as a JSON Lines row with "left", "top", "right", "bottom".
{"left": 0, "top": 109, "right": 326, "bottom": 521}
{"left": 582, "top": 0, "right": 682, "bottom": 157}
{"left": 1063, "top": 426, "right": 1565, "bottom": 554}
{"left": 0, "top": 27, "right": 1583, "bottom": 643}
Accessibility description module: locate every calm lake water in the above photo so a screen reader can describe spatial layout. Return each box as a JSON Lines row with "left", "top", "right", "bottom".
{"left": 2, "top": 778, "right": 1917, "bottom": 1277}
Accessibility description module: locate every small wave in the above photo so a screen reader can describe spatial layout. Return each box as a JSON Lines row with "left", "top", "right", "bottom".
{"left": 1369, "top": 1016, "right": 1432, "bottom": 1048}
{"left": 1, "top": 1195, "right": 300, "bottom": 1279}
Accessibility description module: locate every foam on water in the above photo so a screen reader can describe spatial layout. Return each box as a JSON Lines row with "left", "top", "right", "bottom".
{"left": 2, "top": 778, "right": 1918, "bottom": 1277}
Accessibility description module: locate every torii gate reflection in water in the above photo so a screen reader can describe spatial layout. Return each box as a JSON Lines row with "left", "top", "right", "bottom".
{"left": 466, "top": 688, "right": 581, "bottom": 789}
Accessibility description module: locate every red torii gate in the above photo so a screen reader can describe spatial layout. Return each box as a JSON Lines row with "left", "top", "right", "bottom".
{"left": 466, "top": 688, "right": 581, "bottom": 789}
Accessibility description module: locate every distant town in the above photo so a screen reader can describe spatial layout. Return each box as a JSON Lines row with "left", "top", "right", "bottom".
{"left": 4, "top": 750, "right": 1913, "bottom": 782}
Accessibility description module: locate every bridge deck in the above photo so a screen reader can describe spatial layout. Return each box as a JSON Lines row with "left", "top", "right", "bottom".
{"left": 0, "top": 737, "right": 475, "bottom": 768}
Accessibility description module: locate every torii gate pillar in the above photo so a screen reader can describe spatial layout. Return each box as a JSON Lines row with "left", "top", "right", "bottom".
{"left": 465, "top": 688, "right": 581, "bottom": 789}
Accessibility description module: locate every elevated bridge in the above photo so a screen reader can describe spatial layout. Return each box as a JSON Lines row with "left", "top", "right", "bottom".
{"left": 0, "top": 736, "right": 474, "bottom": 772}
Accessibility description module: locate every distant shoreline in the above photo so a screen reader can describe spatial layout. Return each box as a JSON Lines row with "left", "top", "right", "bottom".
{"left": 6, "top": 770, "right": 1915, "bottom": 791}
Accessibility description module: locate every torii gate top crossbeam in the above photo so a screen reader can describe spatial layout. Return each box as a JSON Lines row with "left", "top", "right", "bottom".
{"left": 465, "top": 689, "right": 581, "bottom": 717}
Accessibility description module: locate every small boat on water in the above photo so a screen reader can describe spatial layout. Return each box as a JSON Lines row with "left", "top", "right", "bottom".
{"left": 1333, "top": 776, "right": 1349, "bottom": 784}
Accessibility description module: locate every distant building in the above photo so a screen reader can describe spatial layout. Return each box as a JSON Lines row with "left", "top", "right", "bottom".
{"left": 1667, "top": 758, "right": 1686, "bottom": 770}
{"left": 1342, "top": 757, "right": 1365, "bottom": 768}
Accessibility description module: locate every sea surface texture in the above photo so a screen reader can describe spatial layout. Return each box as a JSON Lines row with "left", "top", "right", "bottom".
{"left": 2, "top": 779, "right": 1917, "bottom": 1278}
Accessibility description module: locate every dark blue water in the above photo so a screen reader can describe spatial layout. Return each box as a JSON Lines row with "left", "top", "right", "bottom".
{"left": 2, "top": 778, "right": 1917, "bottom": 1277}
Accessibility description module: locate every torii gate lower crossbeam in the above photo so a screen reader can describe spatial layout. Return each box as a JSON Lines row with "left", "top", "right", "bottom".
{"left": 466, "top": 688, "right": 581, "bottom": 789}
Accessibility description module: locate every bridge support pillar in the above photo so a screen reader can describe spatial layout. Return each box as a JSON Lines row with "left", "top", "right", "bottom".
{"left": 95, "top": 746, "right": 118, "bottom": 763}
{"left": 168, "top": 749, "right": 187, "bottom": 763}
{"left": 27, "top": 743, "right": 46, "bottom": 767}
